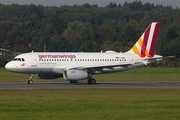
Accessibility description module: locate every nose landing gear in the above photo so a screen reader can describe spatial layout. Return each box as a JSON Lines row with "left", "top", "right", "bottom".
{"left": 27, "top": 74, "right": 33, "bottom": 84}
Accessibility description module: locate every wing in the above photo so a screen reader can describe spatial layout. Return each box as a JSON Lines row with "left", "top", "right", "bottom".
{"left": 52, "top": 62, "right": 134, "bottom": 74}
{"left": 81, "top": 62, "right": 133, "bottom": 69}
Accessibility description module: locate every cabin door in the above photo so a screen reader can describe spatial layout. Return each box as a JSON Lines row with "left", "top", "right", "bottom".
{"left": 31, "top": 55, "right": 38, "bottom": 67}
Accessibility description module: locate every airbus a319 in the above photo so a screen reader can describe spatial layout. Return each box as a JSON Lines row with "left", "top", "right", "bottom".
{"left": 5, "top": 22, "right": 162, "bottom": 84}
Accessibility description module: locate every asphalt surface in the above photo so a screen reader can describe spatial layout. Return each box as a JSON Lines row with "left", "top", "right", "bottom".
{"left": 0, "top": 81, "right": 180, "bottom": 89}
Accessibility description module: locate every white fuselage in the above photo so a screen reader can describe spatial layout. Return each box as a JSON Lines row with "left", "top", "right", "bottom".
{"left": 5, "top": 52, "right": 162, "bottom": 75}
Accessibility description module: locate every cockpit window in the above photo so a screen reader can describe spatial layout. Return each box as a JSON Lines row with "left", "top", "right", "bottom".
{"left": 13, "top": 58, "right": 25, "bottom": 61}
{"left": 13, "top": 58, "right": 18, "bottom": 61}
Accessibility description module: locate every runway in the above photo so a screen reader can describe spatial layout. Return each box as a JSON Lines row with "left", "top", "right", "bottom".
{"left": 0, "top": 81, "right": 180, "bottom": 89}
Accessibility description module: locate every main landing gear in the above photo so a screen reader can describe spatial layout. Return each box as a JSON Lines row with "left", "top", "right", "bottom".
{"left": 70, "top": 80, "right": 78, "bottom": 83}
{"left": 88, "top": 79, "right": 96, "bottom": 84}
{"left": 27, "top": 74, "right": 33, "bottom": 84}
{"left": 87, "top": 73, "right": 96, "bottom": 84}
{"left": 69, "top": 79, "right": 96, "bottom": 84}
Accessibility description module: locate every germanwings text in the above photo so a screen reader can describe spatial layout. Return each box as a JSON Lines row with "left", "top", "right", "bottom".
{"left": 38, "top": 54, "right": 76, "bottom": 59}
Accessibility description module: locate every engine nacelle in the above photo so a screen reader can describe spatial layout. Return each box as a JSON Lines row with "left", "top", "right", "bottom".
{"left": 38, "top": 73, "right": 63, "bottom": 79}
{"left": 63, "top": 69, "right": 88, "bottom": 80}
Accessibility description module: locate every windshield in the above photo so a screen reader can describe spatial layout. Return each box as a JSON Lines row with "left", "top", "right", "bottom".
{"left": 13, "top": 58, "right": 25, "bottom": 61}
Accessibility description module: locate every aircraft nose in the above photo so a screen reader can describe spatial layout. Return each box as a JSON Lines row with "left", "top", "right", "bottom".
{"left": 5, "top": 62, "right": 11, "bottom": 70}
{"left": 5, "top": 62, "right": 15, "bottom": 71}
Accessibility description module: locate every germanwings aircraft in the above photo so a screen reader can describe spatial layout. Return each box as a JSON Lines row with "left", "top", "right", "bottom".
{"left": 5, "top": 22, "right": 162, "bottom": 84}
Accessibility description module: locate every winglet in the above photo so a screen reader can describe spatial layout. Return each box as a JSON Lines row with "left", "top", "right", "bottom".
{"left": 128, "top": 22, "right": 160, "bottom": 58}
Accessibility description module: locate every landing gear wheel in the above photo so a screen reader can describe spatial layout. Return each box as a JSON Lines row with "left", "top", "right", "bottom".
{"left": 88, "top": 79, "right": 96, "bottom": 84}
{"left": 70, "top": 80, "right": 78, "bottom": 83}
{"left": 27, "top": 74, "right": 33, "bottom": 84}
{"left": 27, "top": 80, "right": 33, "bottom": 84}
{"left": 91, "top": 79, "right": 96, "bottom": 84}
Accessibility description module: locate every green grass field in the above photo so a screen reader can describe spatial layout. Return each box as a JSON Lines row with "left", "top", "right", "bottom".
{"left": 0, "top": 67, "right": 180, "bottom": 120}
{"left": 0, "top": 67, "right": 180, "bottom": 82}
{"left": 0, "top": 89, "right": 180, "bottom": 120}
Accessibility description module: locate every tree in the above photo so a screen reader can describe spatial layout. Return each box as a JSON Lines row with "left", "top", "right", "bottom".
{"left": 98, "top": 19, "right": 117, "bottom": 43}
{"left": 63, "top": 21, "right": 96, "bottom": 51}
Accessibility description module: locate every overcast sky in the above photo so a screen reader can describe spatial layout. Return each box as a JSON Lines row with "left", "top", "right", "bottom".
{"left": 0, "top": 0, "right": 180, "bottom": 8}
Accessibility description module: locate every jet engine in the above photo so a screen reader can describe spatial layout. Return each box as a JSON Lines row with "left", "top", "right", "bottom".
{"left": 38, "top": 73, "right": 63, "bottom": 79}
{"left": 63, "top": 69, "right": 88, "bottom": 80}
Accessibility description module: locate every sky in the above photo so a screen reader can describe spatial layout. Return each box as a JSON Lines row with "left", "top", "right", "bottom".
{"left": 0, "top": 0, "right": 180, "bottom": 8}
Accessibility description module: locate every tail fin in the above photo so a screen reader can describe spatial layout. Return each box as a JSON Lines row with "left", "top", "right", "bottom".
{"left": 128, "top": 22, "right": 160, "bottom": 57}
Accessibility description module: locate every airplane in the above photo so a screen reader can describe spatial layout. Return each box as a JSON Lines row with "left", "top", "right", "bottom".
{"left": 5, "top": 22, "right": 163, "bottom": 84}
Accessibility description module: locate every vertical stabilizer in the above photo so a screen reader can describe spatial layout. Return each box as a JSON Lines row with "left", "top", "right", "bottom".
{"left": 128, "top": 22, "right": 160, "bottom": 57}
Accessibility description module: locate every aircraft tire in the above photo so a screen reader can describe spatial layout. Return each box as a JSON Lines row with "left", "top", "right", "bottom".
{"left": 27, "top": 80, "right": 33, "bottom": 84}
{"left": 88, "top": 79, "right": 96, "bottom": 84}
{"left": 91, "top": 79, "right": 96, "bottom": 84}
{"left": 70, "top": 80, "right": 78, "bottom": 83}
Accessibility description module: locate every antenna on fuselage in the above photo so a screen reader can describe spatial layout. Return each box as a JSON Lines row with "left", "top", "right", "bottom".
{"left": 31, "top": 50, "right": 34, "bottom": 53}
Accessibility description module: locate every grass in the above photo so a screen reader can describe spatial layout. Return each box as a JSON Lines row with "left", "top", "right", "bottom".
{"left": 0, "top": 89, "right": 180, "bottom": 120}
{"left": 1, "top": 67, "right": 180, "bottom": 119}
{"left": 0, "top": 67, "right": 180, "bottom": 82}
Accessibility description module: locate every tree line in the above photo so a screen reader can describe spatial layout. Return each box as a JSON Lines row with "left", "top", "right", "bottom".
{"left": 0, "top": 1, "right": 180, "bottom": 66}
